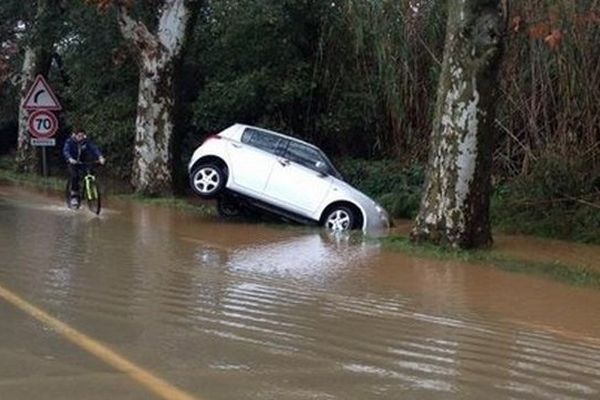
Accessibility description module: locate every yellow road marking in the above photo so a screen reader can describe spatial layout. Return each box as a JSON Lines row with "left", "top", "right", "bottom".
{"left": 0, "top": 284, "right": 199, "bottom": 400}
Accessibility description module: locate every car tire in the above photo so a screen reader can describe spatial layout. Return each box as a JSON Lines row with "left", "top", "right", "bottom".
{"left": 190, "top": 163, "right": 226, "bottom": 199}
{"left": 323, "top": 206, "right": 356, "bottom": 231}
{"left": 216, "top": 195, "right": 242, "bottom": 218}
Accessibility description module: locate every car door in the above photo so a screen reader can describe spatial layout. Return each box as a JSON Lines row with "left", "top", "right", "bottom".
{"left": 264, "top": 140, "right": 333, "bottom": 216}
{"left": 226, "top": 128, "right": 285, "bottom": 195}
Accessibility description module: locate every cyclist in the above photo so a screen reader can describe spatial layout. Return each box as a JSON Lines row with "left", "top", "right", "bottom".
{"left": 62, "top": 128, "right": 105, "bottom": 207}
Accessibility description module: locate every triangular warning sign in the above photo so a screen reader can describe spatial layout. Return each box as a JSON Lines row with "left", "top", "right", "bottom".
{"left": 22, "top": 75, "right": 62, "bottom": 111}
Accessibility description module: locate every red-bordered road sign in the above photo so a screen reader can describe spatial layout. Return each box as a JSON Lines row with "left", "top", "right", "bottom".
{"left": 28, "top": 110, "right": 59, "bottom": 138}
{"left": 22, "top": 75, "right": 62, "bottom": 111}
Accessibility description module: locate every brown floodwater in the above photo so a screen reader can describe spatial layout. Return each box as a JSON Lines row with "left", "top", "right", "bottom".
{"left": 1, "top": 183, "right": 600, "bottom": 400}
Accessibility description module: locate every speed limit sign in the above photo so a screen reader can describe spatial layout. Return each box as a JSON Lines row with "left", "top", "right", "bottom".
{"left": 27, "top": 110, "right": 58, "bottom": 138}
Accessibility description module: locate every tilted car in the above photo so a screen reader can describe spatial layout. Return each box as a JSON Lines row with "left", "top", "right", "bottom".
{"left": 188, "top": 124, "right": 391, "bottom": 232}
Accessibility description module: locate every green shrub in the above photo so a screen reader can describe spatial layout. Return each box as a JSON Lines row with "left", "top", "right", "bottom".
{"left": 492, "top": 155, "right": 600, "bottom": 244}
{"left": 336, "top": 159, "right": 424, "bottom": 219}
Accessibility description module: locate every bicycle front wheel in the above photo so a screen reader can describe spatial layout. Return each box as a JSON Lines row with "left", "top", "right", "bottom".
{"left": 65, "top": 180, "right": 80, "bottom": 210}
{"left": 86, "top": 181, "right": 101, "bottom": 215}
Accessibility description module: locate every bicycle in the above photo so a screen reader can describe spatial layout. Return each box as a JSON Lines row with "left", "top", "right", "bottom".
{"left": 65, "top": 161, "right": 102, "bottom": 215}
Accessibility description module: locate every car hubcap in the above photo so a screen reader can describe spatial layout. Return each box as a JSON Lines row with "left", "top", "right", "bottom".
{"left": 194, "top": 168, "right": 219, "bottom": 194}
{"left": 326, "top": 210, "right": 351, "bottom": 231}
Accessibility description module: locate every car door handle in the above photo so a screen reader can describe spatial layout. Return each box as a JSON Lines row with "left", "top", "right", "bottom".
{"left": 231, "top": 143, "right": 242, "bottom": 148}
{"left": 277, "top": 158, "right": 290, "bottom": 166}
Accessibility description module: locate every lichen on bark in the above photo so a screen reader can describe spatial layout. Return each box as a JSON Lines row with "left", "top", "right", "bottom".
{"left": 117, "top": 0, "right": 192, "bottom": 195}
{"left": 411, "top": 0, "right": 507, "bottom": 249}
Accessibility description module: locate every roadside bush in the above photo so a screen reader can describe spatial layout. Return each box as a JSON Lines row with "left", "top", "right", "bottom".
{"left": 492, "top": 155, "right": 600, "bottom": 244}
{"left": 0, "top": 80, "right": 18, "bottom": 155}
{"left": 337, "top": 159, "right": 424, "bottom": 219}
{"left": 0, "top": 121, "right": 17, "bottom": 155}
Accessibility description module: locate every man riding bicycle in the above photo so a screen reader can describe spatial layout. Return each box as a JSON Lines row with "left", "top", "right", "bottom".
{"left": 63, "top": 128, "right": 105, "bottom": 207}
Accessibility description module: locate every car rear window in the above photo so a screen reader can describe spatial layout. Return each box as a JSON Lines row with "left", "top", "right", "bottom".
{"left": 241, "top": 128, "right": 285, "bottom": 155}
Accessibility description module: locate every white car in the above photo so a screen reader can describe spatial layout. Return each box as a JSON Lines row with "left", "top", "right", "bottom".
{"left": 188, "top": 124, "right": 391, "bottom": 232}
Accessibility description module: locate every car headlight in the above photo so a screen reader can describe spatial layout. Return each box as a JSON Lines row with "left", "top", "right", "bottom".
{"left": 374, "top": 204, "right": 388, "bottom": 218}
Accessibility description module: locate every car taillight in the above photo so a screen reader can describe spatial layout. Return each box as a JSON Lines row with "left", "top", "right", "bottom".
{"left": 203, "top": 134, "right": 221, "bottom": 144}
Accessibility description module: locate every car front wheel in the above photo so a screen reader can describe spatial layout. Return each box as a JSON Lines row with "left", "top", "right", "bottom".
{"left": 190, "top": 163, "right": 226, "bottom": 199}
{"left": 323, "top": 206, "right": 356, "bottom": 231}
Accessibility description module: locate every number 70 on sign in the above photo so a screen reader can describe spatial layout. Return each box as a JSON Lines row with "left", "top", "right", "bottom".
{"left": 28, "top": 110, "right": 59, "bottom": 139}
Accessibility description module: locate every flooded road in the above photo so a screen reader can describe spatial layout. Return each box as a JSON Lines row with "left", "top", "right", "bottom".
{"left": 1, "top": 184, "right": 600, "bottom": 399}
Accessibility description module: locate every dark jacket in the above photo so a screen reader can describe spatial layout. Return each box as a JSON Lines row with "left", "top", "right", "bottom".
{"left": 62, "top": 137, "right": 103, "bottom": 163}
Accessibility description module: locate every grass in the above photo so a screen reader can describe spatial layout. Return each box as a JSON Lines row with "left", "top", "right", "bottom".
{"left": 0, "top": 166, "right": 65, "bottom": 191}
{"left": 382, "top": 235, "right": 600, "bottom": 289}
{"left": 0, "top": 155, "right": 65, "bottom": 191}
{"left": 115, "top": 193, "right": 215, "bottom": 216}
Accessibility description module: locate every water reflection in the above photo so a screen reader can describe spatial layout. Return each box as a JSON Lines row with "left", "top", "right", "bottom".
{"left": 210, "top": 231, "right": 376, "bottom": 280}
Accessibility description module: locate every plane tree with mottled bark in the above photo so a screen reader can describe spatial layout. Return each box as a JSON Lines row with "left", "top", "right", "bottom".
{"left": 14, "top": 0, "right": 64, "bottom": 173}
{"left": 87, "top": 0, "right": 199, "bottom": 195}
{"left": 411, "top": 0, "right": 508, "bottom": 249}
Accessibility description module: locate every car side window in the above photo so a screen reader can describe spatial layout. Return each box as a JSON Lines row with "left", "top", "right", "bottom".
{"left": 284, "top": 141, "right": 329, "bottom": 173}
{"left": 241, "top": 128, "right": 284, "bottom": 155}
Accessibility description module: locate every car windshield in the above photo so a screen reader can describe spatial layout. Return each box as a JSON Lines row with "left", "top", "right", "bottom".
{"left": 283, "top": 140, "right": 343, "bottom": 179}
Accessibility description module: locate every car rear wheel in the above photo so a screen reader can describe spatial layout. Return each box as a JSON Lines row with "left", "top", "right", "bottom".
{"left": 190, "top": 163, "right": 226, "bottom": 199}
{"left": 323, "top": 206, "right": 356, "bottom": 231}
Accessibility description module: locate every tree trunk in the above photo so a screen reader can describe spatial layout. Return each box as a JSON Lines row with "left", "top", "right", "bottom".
{"left": 131, "top": 58, "right": 176, "bottom": 195}
{"left": 411, "top": 0, "right": 508, "bottom": 249}
{"left": 16, "top": 0, "right": 61, "bottom": 173}
{"left": 117, "top": 0, "right": 192, "bottom": 195}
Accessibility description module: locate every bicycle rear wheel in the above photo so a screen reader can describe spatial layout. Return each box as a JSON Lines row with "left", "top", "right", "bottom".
{"left": 86, "top": 180, "right": 101, "bottom": 215}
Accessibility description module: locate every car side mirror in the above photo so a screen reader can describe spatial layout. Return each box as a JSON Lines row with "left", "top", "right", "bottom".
{"left": 315, "top": 161, "right": 328, "bottom": 176}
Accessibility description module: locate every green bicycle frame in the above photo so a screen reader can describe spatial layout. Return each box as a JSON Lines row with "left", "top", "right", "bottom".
{"left": 83, "top": 173, "right": 97, "bottom": 201}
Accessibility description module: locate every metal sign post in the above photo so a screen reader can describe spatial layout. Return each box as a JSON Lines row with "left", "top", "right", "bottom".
{"left": 41, "top": 147, "right": 48, "bottom": 177}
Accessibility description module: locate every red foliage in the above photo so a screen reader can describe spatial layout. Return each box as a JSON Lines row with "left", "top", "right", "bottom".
{"left": 514, "top": 7, "right": 600, "bottom": 51}
{"left": 544, "top": 29, "right": 563, "bottom": 50}
{"left": 573, "top": 10, "right": 600, "bottom": 31}
{"left": 527, "top": 21, "right": 550, "bottom": 40}
{"left": 84, "top": 0, "right": 133, "bottom": 12}
{"left": 511, "top": 16, "right": 523, "bottom": 33}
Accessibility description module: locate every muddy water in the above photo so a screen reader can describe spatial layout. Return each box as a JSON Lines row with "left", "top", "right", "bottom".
{"left": 1, "top": 184, "right": 600, "bottom": 400}
{"left": 494, "top": 235, "right": 600, "bottom": 272}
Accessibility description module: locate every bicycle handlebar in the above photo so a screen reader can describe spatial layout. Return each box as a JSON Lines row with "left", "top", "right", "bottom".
{"left": 72, "top": 160, "right": 105, "bottom": 166}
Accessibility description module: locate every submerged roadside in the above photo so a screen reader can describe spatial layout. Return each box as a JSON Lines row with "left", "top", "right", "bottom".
{"left": 1, "top": 163, "right": 599, "bottom": 290}
{"left": 0, "top": 159, "right": 215, "bottom": 217}
{"left": 382, "top": 233, "right": 600, "bottom": 290}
